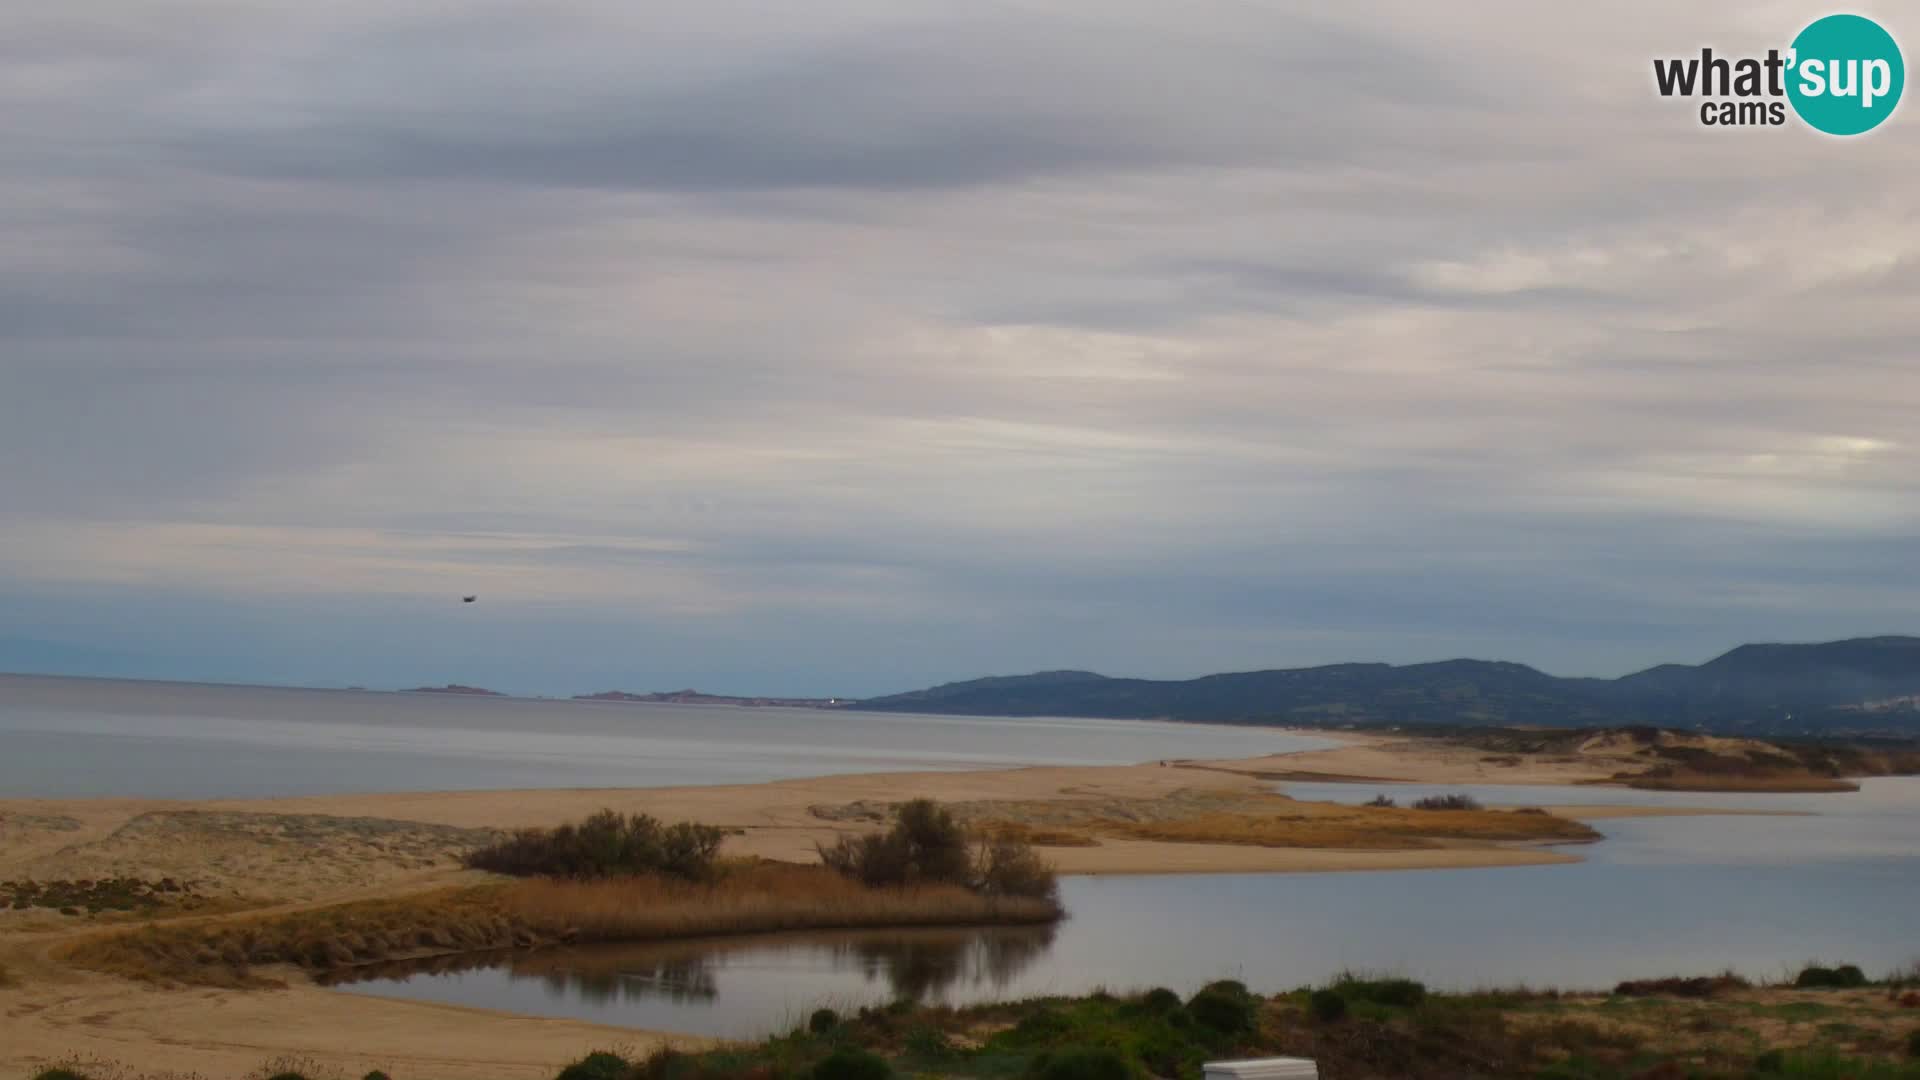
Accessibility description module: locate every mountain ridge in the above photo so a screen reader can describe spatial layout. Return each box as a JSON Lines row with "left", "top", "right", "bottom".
{"left": 851, "top": 636, "right": 1920, "bottom": 737}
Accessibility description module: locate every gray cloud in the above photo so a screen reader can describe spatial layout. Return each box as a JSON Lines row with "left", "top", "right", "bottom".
{"left": 3, "top": 1, "right": 1919, "bottom": 695}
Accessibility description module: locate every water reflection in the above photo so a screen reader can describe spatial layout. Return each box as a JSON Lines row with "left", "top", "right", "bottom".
{"left": 332, "top": 924, "right": 1057, "bottom": 1035}
{"left": 338, "top": 779, "right": 1920, "bottom": 1038}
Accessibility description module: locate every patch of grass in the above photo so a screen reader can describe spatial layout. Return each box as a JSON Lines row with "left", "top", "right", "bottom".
{"left": 4, "top": 877, "right": 203, "bottom": 915}
{"left": 1101, "top": 798, "right": 1595, "bottom": 849}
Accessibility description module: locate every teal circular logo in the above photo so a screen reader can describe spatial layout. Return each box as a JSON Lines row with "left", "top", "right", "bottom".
{"left": 1787, "top": 14, "right": 1904, "bottom": 135}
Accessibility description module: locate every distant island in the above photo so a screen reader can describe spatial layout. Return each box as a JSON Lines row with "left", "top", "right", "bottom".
{"left": 853, "top": 635, "right": 1920, "bottom": 738}
{"left": 404, "top": 683, "right": 504, "bottom": 696}
{"left": 575, "top": 689, "right": 854, "bottom": 708}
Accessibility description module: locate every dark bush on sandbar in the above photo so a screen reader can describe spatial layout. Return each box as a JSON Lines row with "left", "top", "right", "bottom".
{"left": 1411, "top": 793, "right": 1483, "bottom": 811}
{"left": 817, "top": 799, "right": 1057, "bottom": 902}
{"left": 465, "top": 810, "right": 724, "bottom": 881}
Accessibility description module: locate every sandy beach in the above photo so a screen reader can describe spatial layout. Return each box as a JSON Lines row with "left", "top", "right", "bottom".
{"left": 0, "top": 735, "right": 1791, "bottom": 1080}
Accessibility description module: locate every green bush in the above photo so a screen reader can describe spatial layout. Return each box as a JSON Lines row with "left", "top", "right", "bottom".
{"left": 811, "top": 1047, "right": 891, "bottom": 1080}
{"left": 363, "top": 1072, "right": 392, "bottom": 1080}
{"left": 809, "top": 1007, "right": 841, "bottom": 1034}
{"left": 32, "top": 1071, "right": 90, "bottom": 1080}
{"left": 1909, "top": 1029, "right": 1920, "bottom": 1058}
{"left": 262, "top": 1073, "right": 309, "bottom": 1080}
{"left": 1029, "top": 1047, "right": 1134, "bottom": 1080}
{"left": 1337, "top": 976, "right": 1427, "bottom": 1008}
{"left": 557, "top": 1051, "right": 632, "bottom": 1080}
{"left": 904, "top": 1026, "right": 955, "bottom": 1059}
{"left": 467, "top": 811, "right": 723, "bottom": 881}
{"left": 1794, "top": 963, "right": 1869, "bottom": 989}
{"left": 1754, "top": 1048, "right": 1787, "bottom": 1073}
{"left": 1010, "top": 1007, "right": 1076, "bottom": 1043}
{"left": 1309, "top": 989, "right": 1349, "bottom": 1023}
{"left": 1187, "top": 987, "right": 1256, "bottom": 1035}
{"left": 1139, "top": 987, "right": 1183, "bottom": 1014}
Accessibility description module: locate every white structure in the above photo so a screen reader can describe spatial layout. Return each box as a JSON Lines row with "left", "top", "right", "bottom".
{"left": 1203, "top": 1058, "right": 1319, "bottom": 1080}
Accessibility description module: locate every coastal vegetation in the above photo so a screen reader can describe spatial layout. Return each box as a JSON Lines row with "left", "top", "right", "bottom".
{"left": 930, "top": 788, "right": 1598, "bottom": 851}
{"left": 464, "top": 810, "right": 728, "bottom": 880}
{"left": 30, "top": 966, "right": 1920, "bottom": 1080}
{"left": 818, "top": 799, "right": 1058, "bottom": 901}
{"left": 66, "top": 863, "right": 1059, "bottom": 987}
{"left": 65, "top": 805, "right": 1061, "bottom": 987}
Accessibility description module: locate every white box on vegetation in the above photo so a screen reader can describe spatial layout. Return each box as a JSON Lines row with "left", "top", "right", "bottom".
{"left": 1203, "top": 1058, "right": 1319, "bottom": 1080}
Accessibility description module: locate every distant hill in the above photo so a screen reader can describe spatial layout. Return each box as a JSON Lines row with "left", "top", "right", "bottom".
{"left": 852, "top": 637, "right": 1920, "bottom": 737}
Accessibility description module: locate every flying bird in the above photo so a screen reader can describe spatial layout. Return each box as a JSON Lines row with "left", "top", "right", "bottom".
{"left": 462, "top": 595, "right": 477, "bottom": 603}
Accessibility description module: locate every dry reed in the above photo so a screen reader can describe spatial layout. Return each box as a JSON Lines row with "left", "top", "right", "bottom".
{"left": 66, "top": 864, "right": 1059, "bottom": 986}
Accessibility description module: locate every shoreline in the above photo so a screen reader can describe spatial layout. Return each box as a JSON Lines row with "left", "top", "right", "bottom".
{"left": 0, "top": 741, "right": 1864, "bottom": 1080}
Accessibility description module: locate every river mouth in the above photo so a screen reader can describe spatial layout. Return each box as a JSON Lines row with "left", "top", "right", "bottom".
{"left": 332, "top": 778, "right": 1920, "bottom": 1039}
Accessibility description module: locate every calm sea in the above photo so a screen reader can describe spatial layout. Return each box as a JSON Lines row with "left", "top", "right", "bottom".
{"left": 0, "top": 672, "right": 1331, "bottom": 798}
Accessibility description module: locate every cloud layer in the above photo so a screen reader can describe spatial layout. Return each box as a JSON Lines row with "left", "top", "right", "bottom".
{"left": 4, "top": 1, "right": 1918, "bottom": 694}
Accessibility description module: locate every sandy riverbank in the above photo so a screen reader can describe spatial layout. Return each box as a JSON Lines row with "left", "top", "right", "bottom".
{"left": 0, "top": 741, "right": 1801, "bottom": 1080}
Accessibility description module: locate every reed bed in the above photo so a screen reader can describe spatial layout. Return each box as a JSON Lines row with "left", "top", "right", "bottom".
{"left": 503, "top": 863, "right": 1059, "bottom": 940}
{"left": 66, "top": 864, "right": 1059, "bottom": 986}
{"left": 1095, "top": 803, "right": 1598, "bottom": 850}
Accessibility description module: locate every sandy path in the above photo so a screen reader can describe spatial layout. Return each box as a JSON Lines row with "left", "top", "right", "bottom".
{"left": 2, "top": 972, "right": 688, "bottom": 1080}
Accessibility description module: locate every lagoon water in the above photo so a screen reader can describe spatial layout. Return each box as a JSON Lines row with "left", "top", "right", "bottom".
{"left": 339, "top": 778, "right": 1920, "bottom": 1037}
{"left": 0, "top": 673, "right": 1330, "bottom": 798}
{"left": 7, "top": 672, "right": 1914, "bottom": 1039}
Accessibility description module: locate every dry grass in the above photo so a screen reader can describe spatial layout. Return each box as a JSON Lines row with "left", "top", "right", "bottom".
{"left": 65, "top": 863, "right": 1059, "bottom": 987}
{"left": 976, "top": 823, "right": 1101, "bottom": 848}
{"left": 505, "top": 863, "right": 1058, "bottom": 939}
{"left": 967, "top": 790, "right": 1597, "bottom": 851}
{"left": 1623, "top": 771, "right": 1860, "bottom": 793}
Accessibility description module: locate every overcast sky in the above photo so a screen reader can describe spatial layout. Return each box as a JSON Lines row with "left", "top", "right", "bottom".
{"left": 3, "top": 1, "right": 1917, "bottom": 696}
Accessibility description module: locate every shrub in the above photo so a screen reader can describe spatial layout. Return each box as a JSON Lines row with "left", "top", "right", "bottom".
{"left": 809, "top": 1007, "right": 841, "bottom": 1034}
{"left": 1030, "top": 1047, "right": 1134, "bottom": 1080}
{"left": 1365, "top": 795, "right": 1397, "bottom": 807}
{"left": 1309, "top": 988, "right": 1348, "bottom": 1023}
{"left": 33, "top": 1071, "right": 90, "bottom": 1080}
{"left": 557, "top": 1052, "right": 632, "bottom": 1080}
{"left": 363, "top": 1073, "right": 391, "bottom": 1080}
{"left": 1139, "top": 987, "right": 1183, "bottom": 1014}
{"left": 1187, "top": 986, "right": 1256, "bottom": 1035}
{"left": 904, "top": 1026, "right": 955, "bottom": 1059}
{"left": 466, "top": 811, "right": 723, "bottom": 881}
{"left": 1338, "top": 976, "right": 1427, "bottom": 1008}
{"left": 1754, "top": 1049, "right": 1786, "bottom": 1074}
{"left": 1411, "top": 794, "right": 1483, "bottom": 811}
{"left": 811, "top": 1048, "right": 891, "bottom": 1080}
{"left": 1795, "top": 963, "right": 1869, "bottom": 989}
{"left": 1612, "top": 974, "right": 1748, "bottom": 999}
{"left": 975, "top": 836, "right": 1060, "bottom": 902}
{"left": 818, "top": 799, "right": 1056, "bottom": 901}
{"left": 1908, "top": 1029, "right": 1920, "bottom": 1058}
